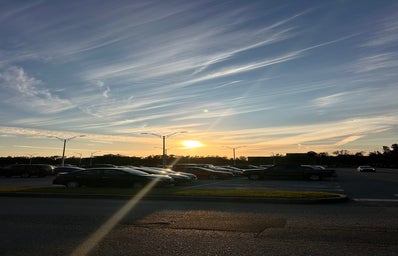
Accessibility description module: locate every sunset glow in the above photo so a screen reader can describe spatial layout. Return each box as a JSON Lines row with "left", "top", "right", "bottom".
{"left": 182, "top": 140, "right": 203, "bottom": 149}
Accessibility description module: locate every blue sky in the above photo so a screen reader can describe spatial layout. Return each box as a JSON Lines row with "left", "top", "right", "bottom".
{"left": 1, "top": 0, "right": 397, "bottom": 158}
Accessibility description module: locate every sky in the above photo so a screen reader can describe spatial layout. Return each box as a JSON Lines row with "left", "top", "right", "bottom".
{"left": 0, "top": 0, "right": 397, "bottom": 159}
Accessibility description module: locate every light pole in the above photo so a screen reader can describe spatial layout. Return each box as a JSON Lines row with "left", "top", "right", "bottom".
{"left": 49, "top": 135, "right": 85, "bottom": 166}
{"left": 142, "top": 131, "right": 186, "bottom": 168}
{"left": 90, "top": 151, "right": 101, "bottom": 166}
{"left": 74, "top": 152, "right": 82, "bottom": 166}
{"left": 27, "top": 154, "right": 35, "bottom": 165}
{"left": 226, "top": 146, "right": 246, "bottom": 166}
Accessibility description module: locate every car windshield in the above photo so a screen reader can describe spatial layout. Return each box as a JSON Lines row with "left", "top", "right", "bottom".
{"left": 116, "top": 168, "right": 148, "bottom": 176}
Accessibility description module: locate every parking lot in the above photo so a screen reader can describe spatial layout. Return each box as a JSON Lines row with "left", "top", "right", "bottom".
{"left": 2, "top": 167, "right": 398, "bottom": 201}
{"left": 181, "top": 176, "right": 342, "bottom": 193}
{"left": 0, "top": 173, "right": 342, "bottom": 194}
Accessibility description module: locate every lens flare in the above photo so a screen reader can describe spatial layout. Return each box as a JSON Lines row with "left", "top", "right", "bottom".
{"left": 70, "top": 178, "right": 160, "bottom": 256}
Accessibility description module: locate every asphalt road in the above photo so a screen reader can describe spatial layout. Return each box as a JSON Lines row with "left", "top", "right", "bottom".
{"left": 336, "top": 168, "right": 398, "bottom": 201}
{"left": 0, "top": 197, "right": 397, "bottom": 256}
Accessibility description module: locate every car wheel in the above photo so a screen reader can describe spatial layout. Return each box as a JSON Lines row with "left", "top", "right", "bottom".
{"left": 133, "top": 182, "right": 144, "bottom": 189}
{"left": 308, "top": 174, "right": 321, "bottom": 181}
{"left": 21, "top": 172, "right": 30, "bottom": 178}
{"left": 249, "top": 174, "right": 260, "bottom": 180}
{"left": 209, "top": 174, "right": 217, "bottom": 180}
{"left": 66, "top": 181, "right": 80, "bottom": 188}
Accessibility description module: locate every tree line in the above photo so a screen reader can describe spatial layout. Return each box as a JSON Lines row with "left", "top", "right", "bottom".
{"left": 1, "top": 143, "right": 397, "bottom": 168}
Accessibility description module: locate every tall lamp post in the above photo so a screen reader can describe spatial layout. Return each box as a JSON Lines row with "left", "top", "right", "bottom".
{"left": 226, "top": 146, "right": 246, "bottom": 166}
{"left": 90, "top": 151, "right": 101, "bottom": 166}
{"left": 142, "top": 131, "right": 186, "bottom": 168}
{"left": 27, "top": 154, "right": 35, "bottom": 165}
{"left": 74, "top": 152, "right": 83, "bottom": 166}
{"left": 49, "top": 135, "right": 85, "bottom": 166}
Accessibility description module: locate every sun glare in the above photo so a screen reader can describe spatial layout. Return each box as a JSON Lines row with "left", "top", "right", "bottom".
{"left": 182, "top": 140, "right": 203, "bottom": 148}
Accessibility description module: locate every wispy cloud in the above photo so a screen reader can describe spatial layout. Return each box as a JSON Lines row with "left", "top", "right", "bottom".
{"left": 352, "top": 53, "right": 398, "bottom": 73}
{"left": 80, "top": 7, "right": 308, "bottom": 88}
{"left": 362, "top": 13, "right": 398, "bottom": 47}
{"left": 0, "top": 66, "right": 74, "bottom": 114}
{"left": 156, "top": 51, "right": 303, "bottom": 93}
{"left": 335, "top": 136, "right": 362, "bottom": 146}
{"left": 312, "top": 92, "right": 348, "bottom": 107}
{"left": 196, "top": 115, "right": 398, "bottom": 147}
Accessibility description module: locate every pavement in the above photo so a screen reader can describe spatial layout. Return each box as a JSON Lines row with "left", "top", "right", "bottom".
{"left": 0, "top": 189, "right": 349, "bottom": 204}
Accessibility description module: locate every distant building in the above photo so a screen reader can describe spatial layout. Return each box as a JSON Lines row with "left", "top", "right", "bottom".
{"left": 248, "top": 156, "right": 276, "bottom": 165}
{"left": 249, "top": 153, "right": 317, "bottom": 165}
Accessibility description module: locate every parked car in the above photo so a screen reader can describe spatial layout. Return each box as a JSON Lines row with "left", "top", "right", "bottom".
{"left": 218, "top": 166, "right": 244, "bottom": 176}
{"left": 235, "top": 165, "right": 268, "bottom": 174}
{"left": 191, "top": 164, "right": 243, "bottom": 176}
{"left": 175, "top": 163, "right": 242, "bottom": 176}
{"left": 53, "top": 166, "right": 85, "bottom": 175}
{"left": 53, "top": 167, "right": 174, "bottom": 188}
{"left": 357, "top": 165, "right": 376, "bottom": 172}
{"left": 243, "top": 164, "right": 334, "bottom": 181}
{"left": 0, "top": 164, "right": 53, "bottom": 177}
{"left": 172, "top": 166, "right": 233, "bottom": 180}
{"left": 301, "top": 165, "right": 337, "bottom": 178}
{"left": 235, "top": 165, "right": 264, "bottom": 170}
{"left": 150, "top": 167, "right": 198, "bottom": 182}
{"left": 131, "top": 166, "right": 193, "bottom": 185}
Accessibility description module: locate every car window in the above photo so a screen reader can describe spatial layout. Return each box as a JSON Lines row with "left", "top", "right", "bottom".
{"left": 103, "top": 170, "right": 129, "bottom": 177}
{"left": 78, "top": 170, "right": 99, "bottom": 176}
{"left": 120, "top": 168, "right": 148, "bottom": 176}
{"left": 272, "top": 166, "right": 286, "bottom": 171}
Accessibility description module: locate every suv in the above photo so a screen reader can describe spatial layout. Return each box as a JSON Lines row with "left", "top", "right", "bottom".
{"left": 243, "top": 164, "right": 335, "bottom": 181}
{"left": 0, "top": 164, "right": 53, "bottom": 178}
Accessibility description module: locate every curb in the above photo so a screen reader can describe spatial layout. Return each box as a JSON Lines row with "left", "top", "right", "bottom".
{"left": 0, "top": 192, "right": 349, "bottom": 204}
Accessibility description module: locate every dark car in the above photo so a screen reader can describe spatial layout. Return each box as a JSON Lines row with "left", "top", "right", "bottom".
{"left": 157, "top": 168, "right": 198, "bottom": 182}
{"left": 243, "top": 164, "right": 333, "bottom": 181}
{"left": 53, "top": 166, "right": 85, "bottom": 175}
{"left": 194, "top": 164, "right": 243, "bottom": 176}
{"left": 132, "top": 166, "right": 194, "bottom": 185}
{"left": 53, "top": 167, "right": 174, "bottom": 188}
{"left": 302, "top": 165, "right": 337, "bottom": 178}
{"left": 0, "top": 164, "right": 53, "bottom": 177}
{"left": 172, "top": 166, "right": 233, "bottom": 180}
{"left": 219, "top": 166, "right": 244, "bottom": 176}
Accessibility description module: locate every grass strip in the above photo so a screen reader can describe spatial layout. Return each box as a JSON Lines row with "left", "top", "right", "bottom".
{"left": 0, "top": 186, "right": 340, "bottom": 198}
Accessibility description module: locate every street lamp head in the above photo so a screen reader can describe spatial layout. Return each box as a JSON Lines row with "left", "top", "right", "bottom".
{"left": 166, "top": 131, "right": 187, "bottom": 138}
{"left": 48, "top": 134, "right": 85, "bottom": 166}
{"left": 141, "top": 132, "right": 162, "bottom": 138}
{"left": 67, "top": 135, "right": 86, "bottom": 141}
{"left": 142, "top": 130, "right": 187, "bottom": 168}
{"left": 48, "top": 135, "right": 86, "bottom": 141}
{"left": 225, "top": 145, "right": 247, "bottom": 149}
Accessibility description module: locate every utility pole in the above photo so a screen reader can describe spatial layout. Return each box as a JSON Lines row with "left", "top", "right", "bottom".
{"left": 141, "top": 131, "right": 187, "bottom": 168}
{"left": 49, "top": 135, "right": 85, "bottom": 166}
{"left": 90, "top": 151, "right": 100, "bottom": 166}
{"left": 226, "top": 146, "right": 246, "bottom": 166}
{"left": 75, "top": 152, "right": 82, "bottom": 166}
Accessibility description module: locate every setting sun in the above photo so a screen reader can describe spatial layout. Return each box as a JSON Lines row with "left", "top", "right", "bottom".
{"left": 182, "top": 140, "right": 203, "bottom": 148}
